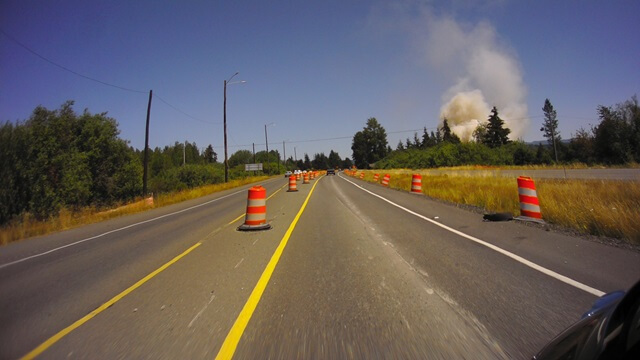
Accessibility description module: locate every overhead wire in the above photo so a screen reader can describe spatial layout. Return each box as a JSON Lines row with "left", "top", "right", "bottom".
{"left": 1, "top": 27, "right": 212, "bottom": 125}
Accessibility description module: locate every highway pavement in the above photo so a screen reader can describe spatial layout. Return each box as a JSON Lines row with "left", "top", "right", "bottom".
{"left": 1, "top": 173, "right": 639, "bottom": 359}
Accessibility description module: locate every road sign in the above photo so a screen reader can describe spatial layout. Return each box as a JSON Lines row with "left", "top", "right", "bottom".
{"left": 245, "top": 163, "right": 263, "bottom": 171}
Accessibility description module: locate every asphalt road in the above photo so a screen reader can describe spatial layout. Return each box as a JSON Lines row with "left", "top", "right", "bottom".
{"left": 1, "top": 174, "right": 639, "bottom": 359}
{"left": 422, "top": 168, "right": 640, "bottom": 180}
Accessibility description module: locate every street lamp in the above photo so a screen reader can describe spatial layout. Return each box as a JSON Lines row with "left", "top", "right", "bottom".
{"left": 264, "top": 122, "right": 275, "bottom": 174}
{"left": 223, "top": 72, "right": 246, "bottom": 183}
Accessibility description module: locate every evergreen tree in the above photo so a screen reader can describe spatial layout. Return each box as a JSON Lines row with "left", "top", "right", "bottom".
{"left": 413, "top": 132, "right": 421, "bottom": 148}
{"left": 540, "top": 99, "right": 561, "bottom": 162}
{"left": 303, "top": 153, "right": 311, "bottom": 169}
{"left": 351, "top": 118, "right": 389, "bottom": 168}
{"left": 483, "top": 107, "right": 511, "bottom": 148}
{"left": 440, "top": 119, "right": 461, "bottom": 144}
{"left": 203, "top": 144, "right": 217, "bottom": 163}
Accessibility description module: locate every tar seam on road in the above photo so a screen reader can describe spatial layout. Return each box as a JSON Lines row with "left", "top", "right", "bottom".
{"left": 0, "top": 179, "right": 281, "bottom": 270}
{"left": 226, "top": 183, "right": 288, "bottom": 226}
{"left": 339, "top": 175, "right": 606, "bottom": 297}
{"left": 215, "top": 176, "right": 323, "bottom": 360}
{"left": 20, "top": 242, "right": 202, "bottom": 360}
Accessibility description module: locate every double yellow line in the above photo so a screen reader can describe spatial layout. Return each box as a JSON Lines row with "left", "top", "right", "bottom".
{"left": 215, "top": 177, "right": 322, "bottom": 359}
{"left": 21, "top": 180, "right": 313, "bottom": 359}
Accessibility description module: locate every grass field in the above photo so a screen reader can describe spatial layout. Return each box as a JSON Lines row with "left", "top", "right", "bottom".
{"left": 0, "top": 176, "right": 271, "bottom": 246}
{"left": 347, "top": 169, "right": 640, "bottom": 244}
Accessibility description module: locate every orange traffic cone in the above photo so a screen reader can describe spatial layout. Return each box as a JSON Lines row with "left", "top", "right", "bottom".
{"left": 381, "top": 174, "right": 390, "bottom": 187}
{"left": 238, "top": 186, "right": 271, "bottom": 231}
{"left": 288, "top": 175, "right": 298, "bottom": 192}
{"left": 411, "top": 174, "right": 422, "bottom": 194}
{"left": 516, "top": 176, "right": 543, "bottom": 222}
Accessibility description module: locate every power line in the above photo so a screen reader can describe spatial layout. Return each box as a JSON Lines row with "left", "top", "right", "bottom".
{"left": 0, "top": 27, "right": 147, "bottom": 94}
{"left": 209, "top": 127, "right": 441, "bottom": 149}
{"left": 1, "top": 27, "right": 220, "bottom": 125}
{"left": 155, "top": 95, "right": 218, "bottom": 124}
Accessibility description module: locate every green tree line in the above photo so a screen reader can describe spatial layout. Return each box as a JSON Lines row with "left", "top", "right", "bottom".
{"left": 0, "top": 102, "right": 225, "bottom": 224}
{"left": 1, "top": 101, "right": 142, "bottom": 223}
{"left": 0, "top": 101, "right": 353, "bottom": 225}
{"left": 353, "top": 96, "right": 640, "bottom": 169}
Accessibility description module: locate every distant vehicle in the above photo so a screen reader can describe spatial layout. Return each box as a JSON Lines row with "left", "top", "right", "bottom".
{"left": 284, "top": 171, "right": 292, "bottom": 178}
{"left": 294, "top": 170, "right": 302, "bottom": 175}
{"left": 533, "top": 279, "right": 640, "bottom": 359}
{"left": 327, "top": 168, "right": 335, "bottom": 175}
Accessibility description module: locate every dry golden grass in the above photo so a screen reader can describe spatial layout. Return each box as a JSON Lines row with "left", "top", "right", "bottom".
{"left": 0, "top": 176, "right": 271, "bottom": 246}
{"left": 350, "top": 170, "right": 640, "bottom": 244}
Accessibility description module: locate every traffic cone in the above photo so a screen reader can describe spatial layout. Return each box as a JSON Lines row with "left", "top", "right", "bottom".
{"left": 381, "top": 174, "right": 390, "bottom": 187}
{"left": 145, "top": 193, "right": 154, "bottom": 206}
{"left": 516, "top": 176, "right": 543, "bottom": 223}
{"left": 238, "top": 186, "right": 271, "bottom": 231}
{"left": 287, "top": 175, "right": 298, "bottom": 192}
{"left": 411, "top": 174, "right": 422, "bottom": 194}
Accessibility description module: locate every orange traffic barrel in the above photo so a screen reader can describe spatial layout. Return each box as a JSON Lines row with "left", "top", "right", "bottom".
{"left": 360, "top": 172, "right": 364, "bottom": 179}
{"left": 303, "top": 172, "right": 310, "bottom": 184}
{"left": 296, "top": 172, "right": 301, "bottom": 181}
{"left": 382, "top": 174, "right": 390, "bottom": 187}
{"left": 373, "top": 174, "right": 379, "bottom": 182}
{"left": 310, "top": 171, "right": 315, "bottom": 180}
{"left": 287, "top": 175, "right": 298, "bottom": 192}
{"left": 517, "top": 176, "right": 543, "bottom": 221}
{"left": 238, "top": 186, "right": 271, "bottom": 231}
{"left": 411, "top": 174, "right": 422, "bottom": 194}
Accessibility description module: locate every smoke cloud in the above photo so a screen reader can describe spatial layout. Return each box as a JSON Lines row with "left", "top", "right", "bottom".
{"left": 424, "top": 16, "right": 528, "bottom": 140}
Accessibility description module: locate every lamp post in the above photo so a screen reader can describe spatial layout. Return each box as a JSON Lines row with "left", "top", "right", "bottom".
{"left": 223, "top": 72, "right": 246, "bottom": 182}
{"left": 264, "top": 122, "right": 275, "bottom": 174}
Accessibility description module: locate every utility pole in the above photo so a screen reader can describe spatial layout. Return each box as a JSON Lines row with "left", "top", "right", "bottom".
{"left": 264, "top": 124, "right": 269, "bottom": 174}
{"left": 223, "top": 79, "right": 229, "bottom": 182}
{"left": 253, "top": 142, "right": 256, "bottom": 176}
{"left": 143, "top": 90, "right": 152, "bottom": 196}
{"left": 223, "top": 72, "right": 245, "bottom": 182}
{"left": 282, "top": 141, "right": 286, "bottom": 170}
{"left": 183, "top": 140, "right": 186, "bottom": 166}
{"left": 294, "top": 147, "right": 297, "bottom": 162}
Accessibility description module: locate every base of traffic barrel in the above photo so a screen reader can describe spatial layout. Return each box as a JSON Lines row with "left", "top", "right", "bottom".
{"left": 287, "top": 189, "right": 298, "bottom": 192}
{"left": 237, "top": 223, "right": 272, "bottom": 231}
{"left": 515, "top": 216, "right": 545, "bottom": 224}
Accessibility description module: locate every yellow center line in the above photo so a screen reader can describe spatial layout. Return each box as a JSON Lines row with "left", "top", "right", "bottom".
{"left": 215, "top": 176, "right": 323, "bottom": 360}
{"left": 21, "top": 242, "right": 202, "bottom": 360}
{"left": 226, "top": 183, "right": 288, "bottom": 226}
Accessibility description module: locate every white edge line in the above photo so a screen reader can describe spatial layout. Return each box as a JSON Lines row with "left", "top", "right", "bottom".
{"left": 338, "top": 174, "right": 606, "bottom": 297}
{"left": 0, "top": 179, "right": 280, "bottom": 270}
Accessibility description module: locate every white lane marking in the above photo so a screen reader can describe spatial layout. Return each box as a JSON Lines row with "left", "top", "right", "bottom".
{"left": 0, "top": 180, "right": 280, "bottom": 270}
{"left": 234, "top": 258, "right": 244, "bottom": 269}
{"left": 188, "top": 294, "right": 216, "bottom": 328}
{"left": 338, "top": 174, "right": 606, "bottom": 297}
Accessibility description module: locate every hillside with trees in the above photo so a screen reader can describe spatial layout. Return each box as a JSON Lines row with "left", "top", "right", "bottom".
{"left": 356, "top": 96, "right": 640, "bottom": 169}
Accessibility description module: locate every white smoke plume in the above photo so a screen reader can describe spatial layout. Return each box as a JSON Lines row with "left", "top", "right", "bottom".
{"left": 424, "top": 15, "right": 529, "bottom": 141}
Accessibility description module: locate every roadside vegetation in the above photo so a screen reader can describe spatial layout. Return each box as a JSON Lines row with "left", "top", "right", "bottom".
{"left": 0, "top": 176, "right": 269, "bottom": 246}
{"left": 0, "top": 101, "right": 350, "bottom": 245}
{"left": 348, "top": 95, "right": 640, "bottom": 244}
{"left": 351, "top": 170, "right": 640, "bottom": 244}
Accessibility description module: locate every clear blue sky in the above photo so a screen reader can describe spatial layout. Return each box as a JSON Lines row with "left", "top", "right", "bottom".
{"left": 1, "top": 0, "right": 638, "bottom": 161}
